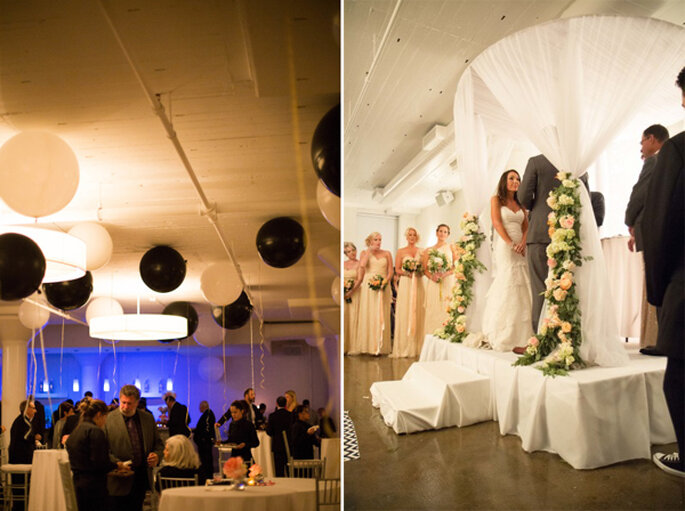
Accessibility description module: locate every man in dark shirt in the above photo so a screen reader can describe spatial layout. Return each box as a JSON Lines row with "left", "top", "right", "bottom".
{"left": 289, "top": 404, "right": 320, "bottom": 460}
{"left": 9, "top": 400, "right": 40, "bottom": 464}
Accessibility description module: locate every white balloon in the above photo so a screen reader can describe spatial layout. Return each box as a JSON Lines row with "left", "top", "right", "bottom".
{"left": 198, "top": 356, "right": 224, "bottom": 382}
{"left": 18, "top": 296, "right": 50, "bottom": 329}
{"left": 86, "top": 297, "right": 123, "bottom": 324}
{"left": 0, "top": 132, "right": 79, "bottom": 218}
{"left": 194, "top": 313, "right": 224, "bottom": 348}
{"left": 68, "top": 223, "right": 113, "bottom": 270}
{"left": 316, "top": 181, "right": 340, "bottom": 230}
{"left": 200, "top": 262, "right": 243, "bottom": 305}
{"left": 330, "top": 276, "right": 340, "bottom": 305}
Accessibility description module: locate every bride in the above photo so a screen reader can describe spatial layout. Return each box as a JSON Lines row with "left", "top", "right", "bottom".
{"left": 481, "top": 169, "right": 534, "bottom": 351}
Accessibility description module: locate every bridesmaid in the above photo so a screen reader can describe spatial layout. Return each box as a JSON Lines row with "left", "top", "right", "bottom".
{"left": 353, "top": 232, "right": 393, "bottom": 355}
{"left": 422, "top": 224, "right": 458, "bottom": 338}
{"left": 391, "top": 228, "right": 425, "bottom": 358}
{"left": 343, "top": 242, "right": 361, "bottom": 355}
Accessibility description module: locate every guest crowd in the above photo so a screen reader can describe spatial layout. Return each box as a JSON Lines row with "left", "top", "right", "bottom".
{"left": 2, "top": 384, "right": 336, "bottom": 511}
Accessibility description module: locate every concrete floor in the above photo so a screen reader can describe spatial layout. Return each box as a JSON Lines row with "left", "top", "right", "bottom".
{"left": 343, "top": 355, "right": 685, "bottom": 510}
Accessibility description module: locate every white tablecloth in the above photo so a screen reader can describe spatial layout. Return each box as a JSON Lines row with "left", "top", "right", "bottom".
{"left": 28, "top": 449, "right": 69, "bottom": 511}
{"left": 253, "top": 430, "right": 274, "bottom": 477}
{"left": 420, "top": 336, "right": 674, "bottom": 469}
{"left": 601, "top": 236, "right": 643, "bottom": 338}
{"left": 158, "top": 477, "right": 316, "bottom": 511}
{"left": 320, "top": 438, "right": 340, "bottom": 478}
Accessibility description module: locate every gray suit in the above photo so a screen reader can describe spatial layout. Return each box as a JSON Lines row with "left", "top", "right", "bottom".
{"left": 625, "top": 154, "right": 657, "bottom": 251}
{"left": 103, "top": 408, "right": 163, "bottom": 501}
{"left": 519, "top": 154, "right": 589, "bottom": 331}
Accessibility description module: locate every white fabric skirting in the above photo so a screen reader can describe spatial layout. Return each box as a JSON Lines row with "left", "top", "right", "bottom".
{"left": 419, "top": 335, "right": 674, "bottom": 469}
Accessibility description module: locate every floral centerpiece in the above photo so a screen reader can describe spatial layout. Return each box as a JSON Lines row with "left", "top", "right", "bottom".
{"left": 426, "top": 249, "right": 449, "bottom": 281}
{"left": 344, "top": 278, "right": 355, "bottom": 303}
{"left": 434, "top": 213, "right": 486, "bottom": 342}
{"left": 514, "top": 172, "right": 587, "bottom": 376}
{"left": 367, "top": 274, "right": 386, "bottom": 291}
{"left": 401, "top": 257, "right": 422, "bottom": 274}
{"left": 223, "top": 456, "right": 247, "bottom": 481}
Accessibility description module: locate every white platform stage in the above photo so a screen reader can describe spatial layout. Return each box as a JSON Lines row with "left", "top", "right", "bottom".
{"left": 371, "top": 336, "right": 675, "bottom": 469}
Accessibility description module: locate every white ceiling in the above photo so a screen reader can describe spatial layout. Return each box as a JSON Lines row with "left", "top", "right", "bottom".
{"left": 0, "top": 0, "right": 341, "bottom": 346}
{"left": 344, "top": 0, "right": 685, "bottom": 212}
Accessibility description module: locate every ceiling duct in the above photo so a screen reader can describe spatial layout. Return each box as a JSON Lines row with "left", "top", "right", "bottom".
{"left": 422, "top": 124, "right": 448, "bottom": 151}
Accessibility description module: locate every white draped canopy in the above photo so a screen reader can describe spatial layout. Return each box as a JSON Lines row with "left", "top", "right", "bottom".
{"left": 453, "top": 15, "right": 685, "bottom": 367}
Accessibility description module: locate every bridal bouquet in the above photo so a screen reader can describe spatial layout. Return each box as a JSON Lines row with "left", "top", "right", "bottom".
{"left": 367, "top": 274, "right": 387, "bottom": 291}
{"left": 515, "top": 171, "right": 586, "bottom": 376}
{"left": 426, "top": 249, "right": 449, "bottom": 280}
{"left": 344, "top": 278, "right": 355, "bottom": 303}
{"left": 401, "top": 257, "right": 422, "bottom": 274}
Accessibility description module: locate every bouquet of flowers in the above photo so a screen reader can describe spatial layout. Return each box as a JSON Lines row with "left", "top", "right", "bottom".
{"left": 367, "top": 274, "right": 386, "bottom": 291}
{"left": 223, "top": 456, "right": 247, "bottom": 481}
{"left": 427, "top": 249, "right": 450, "bottom": 281}
{"left": 344, "top": 278, "right": 355, "bottom": 303}
{"left": 401, "top": 257, "right": 422, "bottom": 274}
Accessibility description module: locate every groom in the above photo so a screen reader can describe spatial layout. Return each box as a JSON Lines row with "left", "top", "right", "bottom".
{"left": 519, "top": 154, "right": 589, "bottom": 332}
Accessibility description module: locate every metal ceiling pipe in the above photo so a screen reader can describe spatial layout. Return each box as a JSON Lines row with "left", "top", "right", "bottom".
{"left": 97, "top": 1, "right": 260, "bottom": 318}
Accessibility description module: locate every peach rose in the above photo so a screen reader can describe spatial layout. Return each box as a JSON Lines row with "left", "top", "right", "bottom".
{"left": 456, "top": 324, "right": 465, "bottom": 333}
{"left": 559, "top": 215, "right": 575, "bottom": 229}
{"left": 529, "top": 336, "right": 539, "bottom": 347}
{"left": 559, "top": 277, "right": 572, "bottom": 290}
{"left": 547, "top": 258, "right": 557, "bottom": 268}
{"left": 553, "top": 288, "right": 567, "bottom": 301}
{"left": 548, "top": 226, "right": 556, "bottom": 238}
{"left": 457, "top": 306, "right": 465, "bottom": 313}
{"left": 455, "top": 273, "right": 466, "bottom": 281}
{"left": 561, "top": 321, "right": 572, "bottom": 333}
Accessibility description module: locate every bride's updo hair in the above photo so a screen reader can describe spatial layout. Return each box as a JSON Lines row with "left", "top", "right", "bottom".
{"left": 496, "top": 169, "right": 522, "bottom": 206}
{"left": 404, "top": 227, "right": 420, "bottom": 242}
{"left": 365, "top": 232, "right": 381, "bottom": 247}
{"left": 436, "top": 224, "right": 450, "bottom": 235}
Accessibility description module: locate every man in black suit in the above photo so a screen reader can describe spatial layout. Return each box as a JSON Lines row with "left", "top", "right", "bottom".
{"left": 192, "top": 400, "right": 216, "bottom": 484}
{"left": 164, "top": 393, "right": 190, "bottom": 437}
{"left": 266, "top": 396, "right": 293, "bottom": 476}
{"left": 519, "top": 154, "right": 589, "bottom": 332}
{"left": 625, "top": 124, "right": 670, "bottom": 352}
{"left": 643, "top": 67, "right": 685, "bottom": 478}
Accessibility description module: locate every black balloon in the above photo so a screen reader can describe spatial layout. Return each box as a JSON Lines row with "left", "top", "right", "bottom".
{"left": 256, "top": 217, "right": 306, "bottom": 268}
{"left": 310, "top": 104, "right": 340, "bottom": 197}
{"left": 162, "top": 301, "right": 198, "bottom": 340}
{"left": 212, "top": 291, "right": 253, "bottom": 330}
{"left": 43, "top": 271, "right": 93, "bottom": 310}
{"left": 0, "top": 233, "right": 46, "bottom": 301}
{"left": 139, "top": 246, "right": 186, "bottom": 293}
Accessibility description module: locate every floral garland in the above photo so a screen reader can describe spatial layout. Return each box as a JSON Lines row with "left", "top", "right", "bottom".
{"left": 515, "top": 172, "right": 588, "bottom": 376}
{"left": 434, "top": 212, "right": 486, "bottom": 343}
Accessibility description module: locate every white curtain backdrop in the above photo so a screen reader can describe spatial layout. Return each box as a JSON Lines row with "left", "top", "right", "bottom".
{"left": 453, "top": 15, "right": 685, "bottom": 367}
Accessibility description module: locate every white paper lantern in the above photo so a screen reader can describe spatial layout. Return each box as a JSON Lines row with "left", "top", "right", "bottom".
{"left": 330, "top": 276, "right": 340, "bottom": 305}
{"left": 86, "top": 296, "right": 123, "bottom": 324}
{"left": 193, "top": 313, "right": 224, "bottom": 347}
{"left": 68, "top": 223, "right": 113, "bottom": 270}
{"left": 200, "top": 262, "right": 242, "bottom": 306}
{"left": 18, "top": 295, "right": 50, "bottom": 330}
{"left": 316, "top": 181, "right": 340, "bottom": 230}
{"left": 0, "top": 132, "right": 79, "bottom": 218}
{"left": 198, "top": 356, "right": 224, "bottom": 382}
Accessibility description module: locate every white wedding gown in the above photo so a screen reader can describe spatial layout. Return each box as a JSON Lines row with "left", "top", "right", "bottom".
{"left": 480, "top": 207, "right": 533, "bottom": 351}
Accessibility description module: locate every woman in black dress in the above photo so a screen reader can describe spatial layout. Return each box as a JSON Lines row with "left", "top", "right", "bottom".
{"left": 65, "top": 399, "right": 128, "bottom": 511}
{"left": 225, "top": 400, "right": 259, "bottom": 462}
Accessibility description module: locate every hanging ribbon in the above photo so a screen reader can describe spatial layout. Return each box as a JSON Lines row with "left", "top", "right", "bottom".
{"left": 38, "top": 328, "right": 53, "bottom": 427}
{"left": 407, "top": 272, "right": 418, "bottom": 336}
